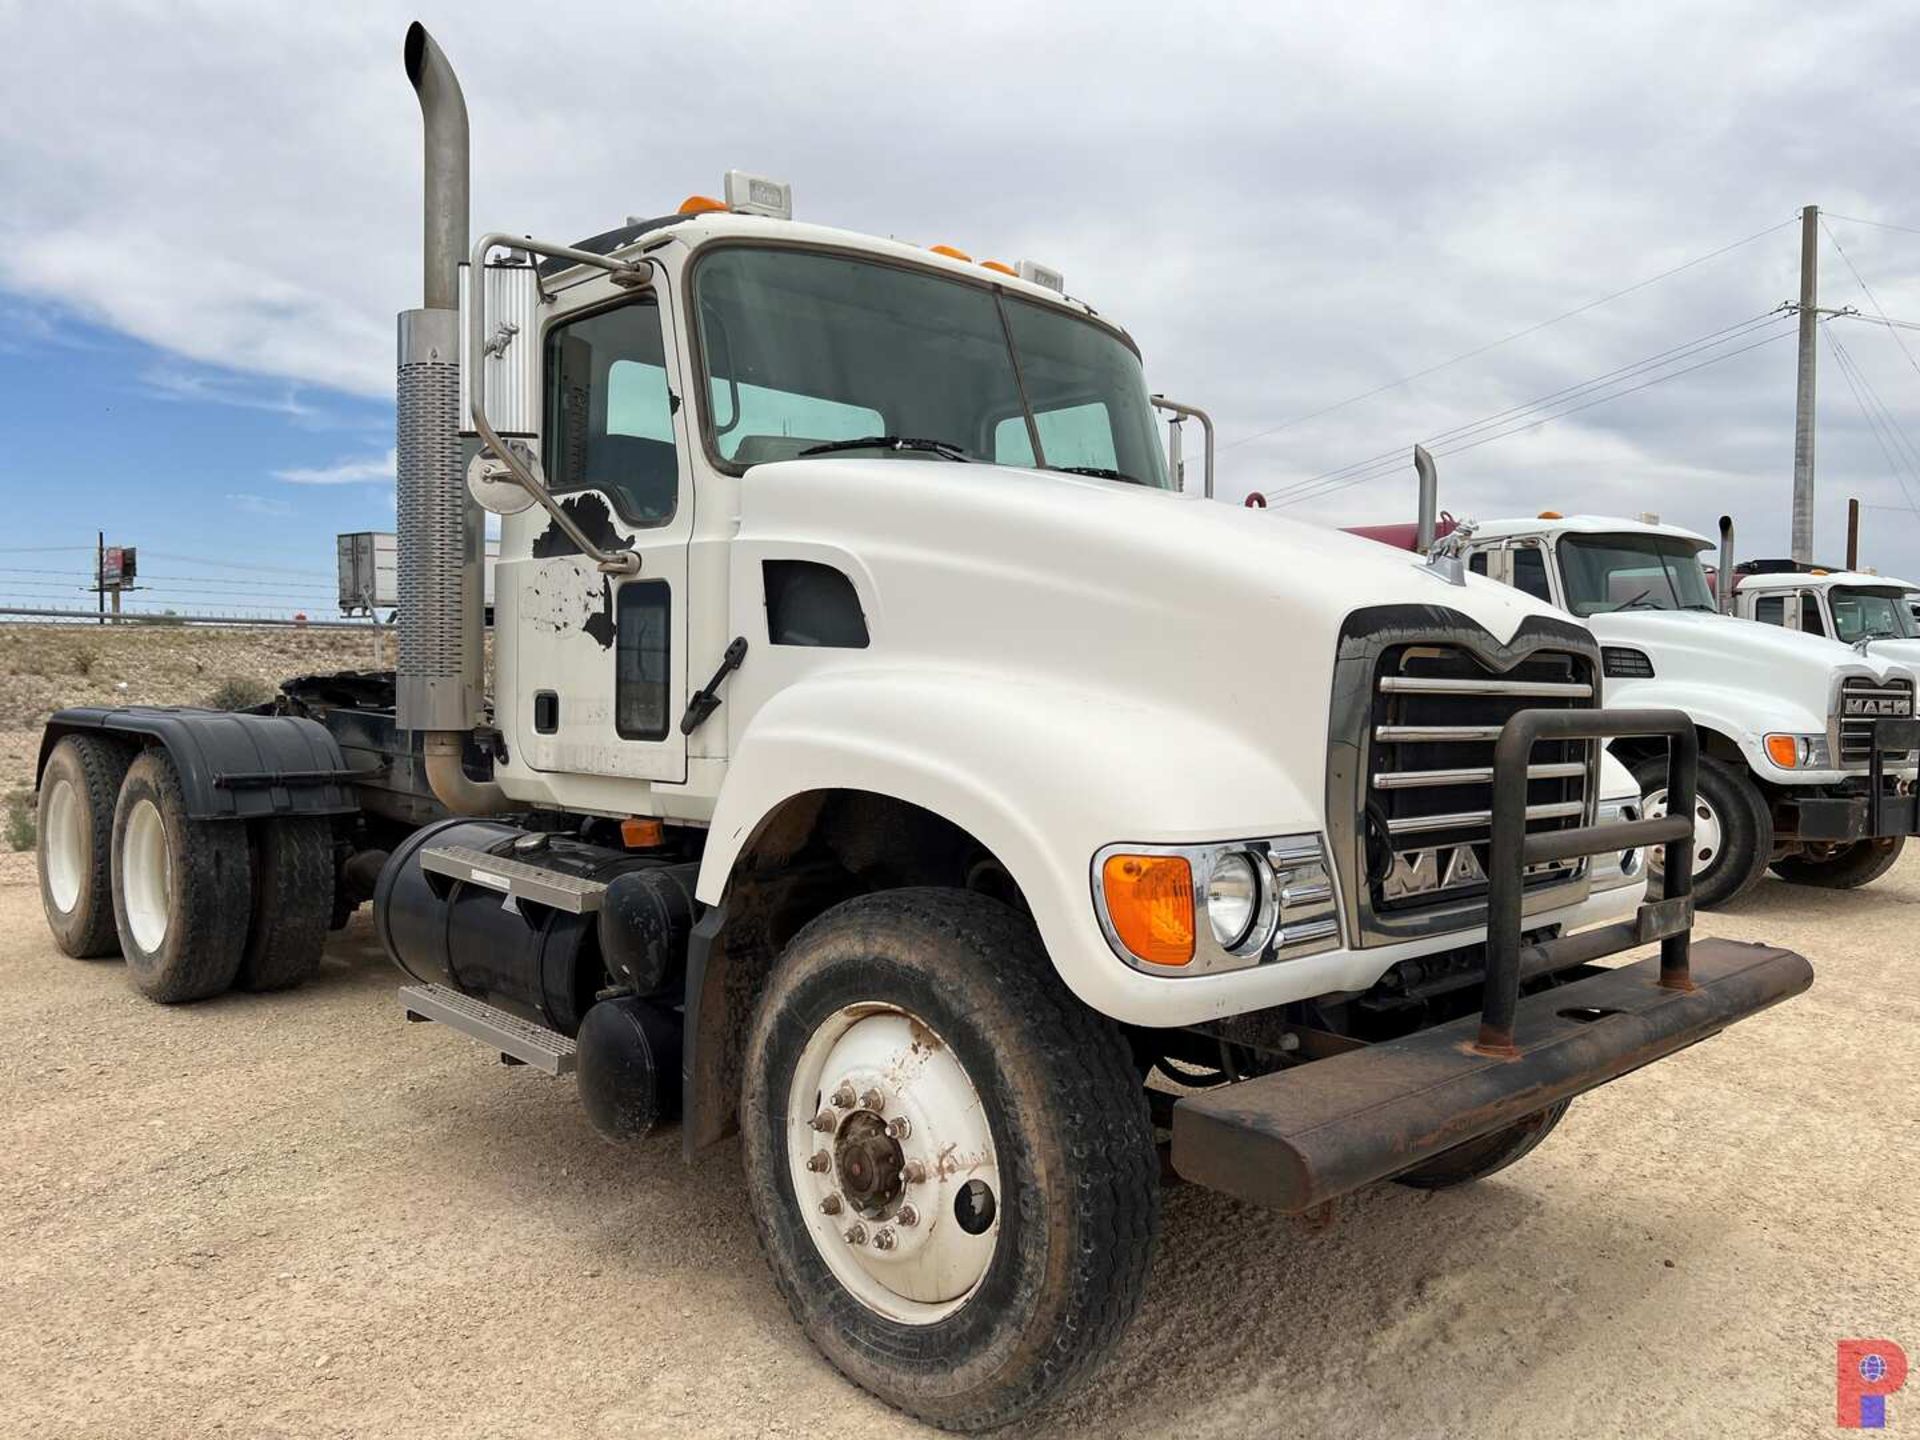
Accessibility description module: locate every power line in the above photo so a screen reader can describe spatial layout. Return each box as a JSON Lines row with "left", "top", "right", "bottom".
{"left": 1223, "top": 216, "right": 1799, "bottom": 451}
{"left": 1827, "top": 212, "right": 1920, "bottom": 238}
{"left": 1822, "top": 218, "right": 1920, "bottom": 390}
{"left": 1257, "top": 310, "right": 1800, "bottom": 508}
{"left": 1826, "top": 326, "right": 1920, "bottom": 513}
{"left": 1824, "top": 326, "right": 1920, "bottom": 513}
{"left": 141, "top": 550, "right": 332, "bottom": 578}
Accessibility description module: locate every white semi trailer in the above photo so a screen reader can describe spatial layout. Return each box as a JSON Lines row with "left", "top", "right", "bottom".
{"left": 28, "top": 28, "right": 1812, "bottom": 1430}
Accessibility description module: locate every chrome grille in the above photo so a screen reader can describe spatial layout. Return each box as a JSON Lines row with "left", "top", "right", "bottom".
{"left": 1839, "top": 676, "right": 1915, "bottom": 765}
{"left": 1367, "top": 646, "right": 1596, "bottom": 911}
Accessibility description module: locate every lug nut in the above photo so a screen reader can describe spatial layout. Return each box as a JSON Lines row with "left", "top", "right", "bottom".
{"left": 805, "top": 1150, "right": 831, "bottom": 1173}
{"left": 860, "top": 1088, "right": 886, "bottom": 1113}
{"left": 886, "top": 1117, "right": 912, "bottom": 1141}
{"left": 896, "top": 1204, "right": 919, "bottom": 1228}
{"left": 819, "top": 1195, "right": 842, "bottom": 1216}
{"left": 830, "top": 1085, "right": 856, "bottom": 1110}
{"left": 812, "top": 1109, "right": 837, "bottom": 1133}
{"left": 902, "top": 1160, "right": 927, "bottom": 1185}
{"left": 844, "top": 1224, "right": 868, "bottom": 1247}
{"left": 872, "top": 1228, "right": 897, "bottom": 1251}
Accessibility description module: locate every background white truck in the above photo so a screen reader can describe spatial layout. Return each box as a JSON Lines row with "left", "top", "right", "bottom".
{"left": 1732, "top": 560, "right": 1920, "bottom": 654}
{"left": 27, "top": 26, "right": 1812, "bottom": 1431}
{"left": 1437, "top": 512, "right": 1920, "bottom": 905}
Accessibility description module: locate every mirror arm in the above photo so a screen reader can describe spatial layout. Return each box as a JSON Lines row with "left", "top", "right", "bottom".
{"left": 468, "top": 231, "right": 650, "bottom": 575}
{"left": 1151, "top": 395, "right": 1215, "bottom": 499}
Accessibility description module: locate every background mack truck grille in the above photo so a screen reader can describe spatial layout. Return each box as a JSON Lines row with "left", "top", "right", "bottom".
{"left": 1838, "top": 675, "right": 1915, "bottom": 766}
{"left": 1366, "top": 645, "right": 1595, "bottom": 912}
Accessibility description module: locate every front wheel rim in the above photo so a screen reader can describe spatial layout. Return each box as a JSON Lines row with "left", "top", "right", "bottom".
{"left": 122, "top": 797, "right": 172, "bottom": 954}
{"left": 42, "top": 778, "right": 83, "bottom": 914}
{"left": 786, "top": 1003, "right": 1001, "bottom": 1325}
{"left": 1642, "top": 786, "right": 1723, "bottom": 877}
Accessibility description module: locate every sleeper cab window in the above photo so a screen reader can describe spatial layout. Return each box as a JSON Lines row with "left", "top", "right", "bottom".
{"left": 615, "top": 581, "right": 672, "bottom": 740}
{"left": 544, "top": 296, "right": 679, "bottom": 526}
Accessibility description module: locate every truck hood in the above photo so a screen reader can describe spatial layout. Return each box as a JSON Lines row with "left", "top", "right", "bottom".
{"left": 728, "top": 457, "right": 1578, "bottom": 823}
{"left": 1585, "top": 607, "right": 1912, "bottom": 720}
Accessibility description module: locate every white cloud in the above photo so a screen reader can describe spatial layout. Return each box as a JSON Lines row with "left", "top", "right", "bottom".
{"left": 276, "top": 448, "right": 397, "bottom": 486}
{"left": 6, "top": 2, "right": 1920, "bottom": 567}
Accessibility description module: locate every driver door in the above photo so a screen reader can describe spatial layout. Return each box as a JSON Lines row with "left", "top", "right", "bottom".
{"left": 504, "top": 274, "right": 693, "bottom": 783}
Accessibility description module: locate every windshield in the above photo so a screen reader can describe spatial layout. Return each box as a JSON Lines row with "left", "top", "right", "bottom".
{"left": 1830, "top": 586, "right": 1920, "bottom": 642}
{"left": 1557, "top": 534, "right": 1716, "bottom": 616}
{"left": 694, "top": 247, "right": 1171, "bottom": 487}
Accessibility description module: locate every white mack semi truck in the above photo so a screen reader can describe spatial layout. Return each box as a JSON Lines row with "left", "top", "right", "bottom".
{"left": 28, "top": 28, "right": 1813, "bottom": 1430}
{"left": 1380, "top": 503, "right": 1920, "bottom": 906}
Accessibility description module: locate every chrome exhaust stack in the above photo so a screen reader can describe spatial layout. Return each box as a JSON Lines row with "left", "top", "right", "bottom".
{"left": 1414, "top": 444, "right": 1438, "bottom": 555}
{"left": 398, "top": 22, "right": 506, "bottom": 812}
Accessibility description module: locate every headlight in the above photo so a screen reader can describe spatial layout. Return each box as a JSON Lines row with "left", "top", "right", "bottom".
{"left": 1094, "top": 836, "right": 1339, "bottom": 975}
{"left": 1203, "top": 851, "right": 1263, "bottom": 951}
{"left": 1763, "top": 733, "right": 1830, "bottom": 769}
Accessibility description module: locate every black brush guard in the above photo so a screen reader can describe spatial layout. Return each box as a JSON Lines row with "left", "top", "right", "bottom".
{"left": 1171, "top": 708, "right": 1814, "bottom": 1212}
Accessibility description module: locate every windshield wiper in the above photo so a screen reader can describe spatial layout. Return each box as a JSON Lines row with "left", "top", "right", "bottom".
{"left": 798, "top": 435, "right": 971, "bottom": 462}
{"left": 1598, "top": 588, "right": 1653, "bottom": 613}
{"left": 1043, "top": 464, "right": 1148, "bottom": 486}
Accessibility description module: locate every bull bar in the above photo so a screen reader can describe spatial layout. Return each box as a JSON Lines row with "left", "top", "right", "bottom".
{"left": 1170, "top": 707, "right": 1814, "bottom": 1213}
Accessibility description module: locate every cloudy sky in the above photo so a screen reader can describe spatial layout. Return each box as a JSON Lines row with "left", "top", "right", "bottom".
{"left": 5, "top": 0, "right": 1920, "bottom": 614}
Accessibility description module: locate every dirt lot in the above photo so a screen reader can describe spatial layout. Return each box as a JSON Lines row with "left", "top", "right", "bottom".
{"left": 0, "top": 851, "right": 1913, "bottom": 1439}
{"left": 1, "top": 621, "right": 1915, "bottom": 1437}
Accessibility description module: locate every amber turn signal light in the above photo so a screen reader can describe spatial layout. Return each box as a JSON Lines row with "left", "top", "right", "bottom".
{"left": 1101, "top": 854, "right": 1195, "bottom": 966}
{"left": 1764, "top": 734, "right": 1800, "bottom": 768}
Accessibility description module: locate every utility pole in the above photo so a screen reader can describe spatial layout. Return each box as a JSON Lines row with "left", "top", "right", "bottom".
{"left": 96, "top": 530, "right": 105, "bottom": 625}
{"left": 1791, "top": 204, "right": 1819, "bottom": 563}
{"left": 1847, "top": 496, "right": 1860, "bottom": 571}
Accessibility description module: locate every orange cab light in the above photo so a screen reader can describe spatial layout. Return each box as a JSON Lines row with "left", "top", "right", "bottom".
{"left": 1764, "top": 734, "right": 1800, "bottom": 769}
{"left": 1101, "top": 854, "right": 1195, "bottom": 967}
{"left": 929, "top": 244, "right": 973, "bottom": 262}
{"left": 678, "top": 194, "right": 728, "bottom": 215}
{"left": 1538, "top": 510, "right": 1563, "bottom": 519}
{"left": 980, "top": 259, "right": 1017, "bottom": 276}
{"left": 621, "top": 816, "right": 666, "bottom": 848}
{"left": 1810, "top": 568, "right": 1830, "bottom": 576}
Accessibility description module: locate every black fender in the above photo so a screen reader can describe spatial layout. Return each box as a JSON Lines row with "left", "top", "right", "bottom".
{"left": 37, "top": 707, "right": 359, "bottom": 821}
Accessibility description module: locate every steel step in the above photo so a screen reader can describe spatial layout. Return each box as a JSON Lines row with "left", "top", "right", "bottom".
{"left": 399, "top": 983, "right": 578, "bottom": 1075}
{"left": 418, "top": 844, "right": 608, "bottom": 913}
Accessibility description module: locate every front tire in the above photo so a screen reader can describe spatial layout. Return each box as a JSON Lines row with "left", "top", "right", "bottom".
{"left": 1632, "top": 752, "right": 1771, "bottom": 909}
{"left": 1770, "top": 835, "right": 1905, "bottom": 890}
{"left": 37, "top": 734, "right": 132, "bottom": 958}
{"left": 111, "top": 749, "right": 252, "bottom": 1003}
{"left": 740, "top": 888, "right": 1159, "bottom": 1432}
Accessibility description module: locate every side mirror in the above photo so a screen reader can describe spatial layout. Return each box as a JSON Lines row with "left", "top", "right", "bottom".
{"left": 466, "top": 445, "right": 538, "bottom": 516}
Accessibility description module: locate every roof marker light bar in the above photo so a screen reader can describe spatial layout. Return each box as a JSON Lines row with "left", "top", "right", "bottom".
{"left": 1017, "top": 259, "right": 1064, "bottom": 293}
{"left": 724, "top": 170, "right": 792, "bottom": 220}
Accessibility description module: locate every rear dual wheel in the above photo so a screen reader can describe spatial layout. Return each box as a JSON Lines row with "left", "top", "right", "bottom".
{"left": 741, "top": 888, "right": 1159, "bottom": 1432}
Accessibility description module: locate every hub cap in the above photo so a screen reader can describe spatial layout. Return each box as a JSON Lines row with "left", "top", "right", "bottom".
{"left": 122, "top": 797, "right": 172, "bottom": 954}
{"left": 42, "top": 778, "right": 83, "bottom": 915}
{"left": 1642, "top": 786, "right": 1721, "bottom": 878}
{"left": 787, "top": 1004, "right": 1000, "bottom": 1325}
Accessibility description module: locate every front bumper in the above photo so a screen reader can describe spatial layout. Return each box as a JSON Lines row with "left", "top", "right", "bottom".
{"left": 1169, "top": 705, "right": 1814, "bottom": 1213}
{"left": 1170, "top": 940, "right": 1811, "bottom": 1211}
{"left": 1787, "top": 717, "right": 1920, "bottom": 842}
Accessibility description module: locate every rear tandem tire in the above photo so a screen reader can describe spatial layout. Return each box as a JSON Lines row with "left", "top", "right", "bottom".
{"left": 236, "top": 818, "right": 335, "bottom": 991}
{"left": 1392, "top": 1099, "right": 1572, "bottom": 1190}
{"left": 111, "top": 749, "right": 253, "bottom": 1004}
{"left": 1769, "top": 834, "right": 1905, "bottom": 890}
{"left": 740, "top": 888, "right": 1160, "bottom": 1432}
{"left": 37, "top": 734, "right": 132, "bottom": 959}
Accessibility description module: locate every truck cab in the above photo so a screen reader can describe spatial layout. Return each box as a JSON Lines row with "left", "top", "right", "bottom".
{"left": 1454, "top": 514, "right": 1920, "bottom": 905}
{"left": 24, "top": 26, "right": 1815, "bottom": 1432}
{"left": 1733, "top": 563, "right": 1920, "bottom": 658}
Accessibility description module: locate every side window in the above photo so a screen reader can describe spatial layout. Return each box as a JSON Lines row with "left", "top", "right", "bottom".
{"left": 1511, "top": 545, "right": 1552, "bottom": 601}
{"left": 1754, "top": 595, "right": 1785, "bottom": 627}
{"left": 1800, "top": 593, "right": 1826, "bottom": 636}
{"left": 1469, "top": 552, "right": 1488, "bottom": 576}
{"left": 993, "top": 402, "right": 1119, "bottom": 470}
{"left": 544, "top": 296, "right": 679, "bottom": 526}
{"left": 614, "top": 581, "right": 671, "bottom": 740}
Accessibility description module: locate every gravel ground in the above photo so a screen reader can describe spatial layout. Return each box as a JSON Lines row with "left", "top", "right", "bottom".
{"left": 0, "top": 852, "right": 1914, "bottom": 1439}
